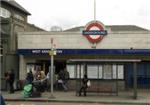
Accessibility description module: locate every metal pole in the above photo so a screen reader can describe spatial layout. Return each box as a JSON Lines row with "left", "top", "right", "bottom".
{"left": 133, "top": 62, "right": 137, "bottom": 99}
{"left": 50, "top": 51, "right": 54, "bottom": 96}
{"left": 94, "top": 0, "right": 96, "bottom": 21}
{"left": 49, "top": 38, "right": 55, "bottom": 98}
{"left": 116, "top": 64, "right": 118, "bottom": 96}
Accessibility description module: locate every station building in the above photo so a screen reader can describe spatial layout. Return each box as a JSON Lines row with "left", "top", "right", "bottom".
{"left": 0, "top": 0, "right": 45, "bottom": 90}
{"left": 17, "top": 20, "right": 150, "bottom": 91}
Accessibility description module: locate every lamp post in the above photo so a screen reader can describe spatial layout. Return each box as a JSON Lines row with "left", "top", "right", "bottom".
{"left": 49, "top": 38, "right": 56, "bottom": 98}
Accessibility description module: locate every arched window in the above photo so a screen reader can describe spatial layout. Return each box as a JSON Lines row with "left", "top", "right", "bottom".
{"left": 0, "top": 7, "right": 11, "bottom": 18}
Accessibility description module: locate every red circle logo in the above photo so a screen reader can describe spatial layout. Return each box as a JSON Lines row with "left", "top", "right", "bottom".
{"left": 83, "top": 21, "right": 107, "bottom": 43}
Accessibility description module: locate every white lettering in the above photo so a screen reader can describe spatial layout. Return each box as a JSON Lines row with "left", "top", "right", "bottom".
{"left": 57, "top": 50, "right": 62, "bottom": 53}
{"left": 42, "top": 50, "right": 49, "bottom": 53}
{"left": 32, "top": 50, "right": 41, "bottom": 53}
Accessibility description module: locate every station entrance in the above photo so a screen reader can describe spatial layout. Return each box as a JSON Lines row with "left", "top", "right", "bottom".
{"left": 26, "top": 60, "right": 67, "bottom": 76}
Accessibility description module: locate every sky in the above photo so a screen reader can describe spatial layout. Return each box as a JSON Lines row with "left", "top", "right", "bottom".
{"left": 16, "top": 0, "right": 150, "bottom": 31}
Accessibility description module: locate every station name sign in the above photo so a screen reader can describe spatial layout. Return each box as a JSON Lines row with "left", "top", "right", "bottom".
{"left": 32, "top": 49, "right": 62, "bottom": 54}
{"left": 83, "top": 30, "right": 107, "bottom": 35}
{"left": 82, "top": 20, "right": 107, "bottom": 43}
{"left": 18, "top": 49, "right": 150, "bottom": 55}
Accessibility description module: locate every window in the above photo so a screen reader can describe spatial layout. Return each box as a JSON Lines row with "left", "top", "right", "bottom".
{"left": 118, "top": 65, "right": 124, "bottom": 79}
{"left": 67, "top": 65, "right": 75, "bottom": 78}
{"left": 103, "top": 64, "right": 112, "bottom": 79}
{"left": 66, "top": 64, "right": 124, "bottom": 79}
{"left": 14, "top": 14, "right": 25, "bottom": 21}
{"left": 67, "top": 64, "right": 84, "bottom": 78}
{"left": 76, "top": 65, "right": 84, "bottom": 78}
{"left": 26, "top": 64, "right": 34, "bottom": 73}
{"left": 112, "top": 65, "right": 117, "bottom": 79}
{"left": 0, "top": 7, "right": 11, "bottom": 18}
{"left": 98, "top": 65, "right": 103, "bottom": 79}
{"left": 87, "top": 65, "right": 98, "bottom": 79}
{"left": 112, "top": 65, "right": 124, "bottom": 79}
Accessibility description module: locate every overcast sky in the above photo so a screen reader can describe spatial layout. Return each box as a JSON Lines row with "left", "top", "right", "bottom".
{"left": 16, "top": 0, "right": 150, "bottom": 31}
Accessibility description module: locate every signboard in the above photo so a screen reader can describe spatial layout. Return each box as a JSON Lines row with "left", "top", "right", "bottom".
{"left": 18, "top": 49, "right": 150, "bottom": 55}
{"left": 48, "top": 50, "right": 57, "bottom": 56}
{"left": 82, "top": 20, "right": 107, "bottom": 43}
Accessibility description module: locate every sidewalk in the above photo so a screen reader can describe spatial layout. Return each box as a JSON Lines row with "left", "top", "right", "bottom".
{"left": 2, "top": 89, "right": 150, "bottom": 104}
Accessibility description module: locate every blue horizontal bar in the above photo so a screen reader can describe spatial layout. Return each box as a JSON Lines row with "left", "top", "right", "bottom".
{"left": 82, "top": 30, "right": 107, "bottom": 35}
{"left": 17, "top": 49, "right": 150, "bottom": 55}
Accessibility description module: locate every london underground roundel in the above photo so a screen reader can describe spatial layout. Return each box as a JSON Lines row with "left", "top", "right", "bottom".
{"left": 82, "top": 21, "right": 107, "bottom": 43}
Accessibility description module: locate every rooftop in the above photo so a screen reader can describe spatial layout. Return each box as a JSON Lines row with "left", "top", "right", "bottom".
{"left": 1, "top": 0, "right": 31, "bottom": 15}
{"left": 65, "top": 25, "right": 149, "bottom": 32}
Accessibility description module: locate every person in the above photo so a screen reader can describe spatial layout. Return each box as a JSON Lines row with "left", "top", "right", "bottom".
{"left": 7, "top": 69, "right": 15, "bottom": 93}
{"left": 63, "top": 68, "right": 70, "bottom": 90}
{"left": 4, "top": 71, "right": 9, "bottom": 91}
{"left": 45, "top": 72, "right": 57, "bottom": 91}
{"left": 26, "top": 69, "right": 34, "bottom": 84}
{"left": 0, "top": 94, "right": 6, "bottom": 105}
{"left": 57, "top": 69, "right": 68, "bottom": 91}
{"left": 40, "top": 70, "right": 46, "bottom": 80}
{"left": 34, "top": 70, "right": 42, "bottom": 80}
{"left": 79, "top": 74, "right": 88, "bottom": 96}
{"left": 40, "top": 70, "right": 47, "bottom": 92}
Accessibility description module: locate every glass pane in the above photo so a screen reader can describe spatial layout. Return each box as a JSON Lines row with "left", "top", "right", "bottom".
{"left": 67, "top": 65, "right": 75, "bottom": 78}
{"left": 0, "top": 8, "right": 2, "bottom": 17}
{"left": 2, "top": 9, "right": 6, "bottom": 17}
{"left": 112, "top": 64, "right": 117, "bottom": 79}
{"left": 87, "top": 65, "right": 98, "bottom": 79}
{"left": 118, "top": 65, "right": 124, "bottom": 79}
{"left": 26, "top": 64, "right": 34, "bottom": 73}
{"left": 0, "top": 7, "right": 10, "bottom": 18}
{"left": 98, "top": 65, "right": 103, "bottom": 79}
{"left": 103, "top": 64, "right": 112, "bottom": 79}
{"left": 77, "top": 65, "right": 84, "bottom": 78}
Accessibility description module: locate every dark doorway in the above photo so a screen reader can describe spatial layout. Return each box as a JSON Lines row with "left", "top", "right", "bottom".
{"left": 42, "top": 60, "right": 66, "bottom": 75}
{"left": 55, "top": 60, "right": 66, "bottom": 74}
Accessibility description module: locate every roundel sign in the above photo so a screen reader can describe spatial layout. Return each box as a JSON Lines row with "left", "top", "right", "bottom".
{"left": 82, "top": 21, "right": 107, "bottom": 43}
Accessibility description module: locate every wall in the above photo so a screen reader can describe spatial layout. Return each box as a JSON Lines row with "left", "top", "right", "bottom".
{"left": 18, "top": 31, "right": 150, "bottom": 49}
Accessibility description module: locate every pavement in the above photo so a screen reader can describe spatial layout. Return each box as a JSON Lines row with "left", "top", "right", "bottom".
{"left": 1, "top": 89, "right": 150, "bottom": 105}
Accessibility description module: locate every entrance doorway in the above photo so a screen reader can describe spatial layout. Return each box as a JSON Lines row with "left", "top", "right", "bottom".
{"left": 35, "top": 60, "right": 66, "bottom": 75}
{"left": 55, "top": 60, "right": 66, "bottom": 74}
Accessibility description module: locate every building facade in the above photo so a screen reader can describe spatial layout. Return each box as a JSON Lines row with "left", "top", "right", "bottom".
{"left": 17, "top": 21, "right": 150, "bottom": 90}
{"left": 0, "top": 0, "right": 45, "bottom": 89}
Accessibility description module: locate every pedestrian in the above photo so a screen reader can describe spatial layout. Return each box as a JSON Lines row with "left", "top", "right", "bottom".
{"left": 26, "top": 69, "right": 34, "bottom": 84}
{"left": 34, "top": 70, "right": 42, "bottom": 80}
{"left": 40, "top": 70, "right": 46, "bottom": 80}
{"left": 0, "top": 94, "right": 6, "bottom": 105}
{"left": 57, "top": 69, "right": 68, "bottom": 91}
{"left": 4, "top": 71, "right": 9, "bottom": 91}
{"left": 79, "top": 74, "right": 88, "bottom": 96}
{"left": 7, "top": 69, "right": 15, "bottom": 93}
{"left": 63, "top": 68, "right": 70, "bottom": 91}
